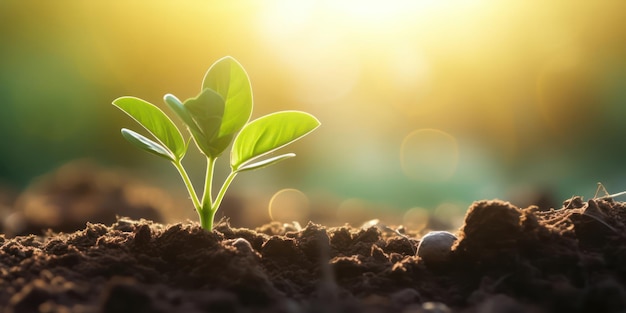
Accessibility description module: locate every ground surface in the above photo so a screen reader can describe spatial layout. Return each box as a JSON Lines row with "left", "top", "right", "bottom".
{"left": 2, "top": 196, "right": 626, "bottom": 313}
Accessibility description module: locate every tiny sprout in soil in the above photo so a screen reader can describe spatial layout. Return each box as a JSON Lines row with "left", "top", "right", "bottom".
{"left": 112, "top": 56, "right": 320, "bottom": 230}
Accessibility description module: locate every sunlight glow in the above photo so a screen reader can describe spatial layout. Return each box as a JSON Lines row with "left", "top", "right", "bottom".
{"left": 329, "top": 0, "right": 485, "bottom": 31}
{"left": 332, "top": 0, "right": 423, "bottom": 27}
{"left": 256, "top": 0, "right": 488, "bottom": 107}
{"left": 536, "top": 46, "right": 598, "bottom": 136}
{"left": 400, "top": 129, "right": 459, "bottom": 182}
{"left": 336, "top": 198, "right": 368, "bottom": 225}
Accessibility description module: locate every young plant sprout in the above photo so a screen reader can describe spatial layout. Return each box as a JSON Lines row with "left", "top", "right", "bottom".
{"left": 113, "top": 56, "right": 320, "bottom": 230}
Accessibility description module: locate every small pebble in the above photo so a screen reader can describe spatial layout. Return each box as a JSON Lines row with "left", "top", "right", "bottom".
{"left": 226, "top": 238, "right": 254, "bottom": 254}
{"left": 416, "top": 231, "right": 457, "bottom": 264}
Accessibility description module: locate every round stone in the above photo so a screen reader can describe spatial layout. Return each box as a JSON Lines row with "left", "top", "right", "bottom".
{"left": 416, "top": 231, "right": 457, "bottom": 264}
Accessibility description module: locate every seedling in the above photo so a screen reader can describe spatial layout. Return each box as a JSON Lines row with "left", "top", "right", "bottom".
{"left": 113, "top": 56, "right": 320, "bottom": 230}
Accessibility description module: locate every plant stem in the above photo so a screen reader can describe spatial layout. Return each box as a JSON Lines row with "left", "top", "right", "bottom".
{"left": 200, "top": 168, "right": 237, "bottom": 231}
{"left": 202, "top": 157, "right": 217, "bottom": 209}
{"left": 173, "top": 160, "right": 201, "bottom": 213}
{"left": 178, "top": 157, "right": 237, "bottom": 231}
{"left": 200, "top": 207, "right": 216, "bottom": 230}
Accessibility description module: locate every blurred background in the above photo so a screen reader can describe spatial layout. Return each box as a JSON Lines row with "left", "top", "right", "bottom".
{"left": 1, "top": 1, "right": 625, "bottom": 232}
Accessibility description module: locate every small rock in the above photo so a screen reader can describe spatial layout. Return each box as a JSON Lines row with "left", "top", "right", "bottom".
{"left": 416, "top": 231, "right": 457, "bottom": 264}
{"left": 226, "top": 238, "right": 254, "bottom": 254}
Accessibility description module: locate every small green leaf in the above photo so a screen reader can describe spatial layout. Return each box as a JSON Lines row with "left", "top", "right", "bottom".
{"left": 202, "top": 56, "right": 252, "bottom": 138}
{"left": 235, "top": 153, "right": 296, "bottom": 173}
{"left": 164, "top": 94, "right": 203, "bottom": 136}
{"left": 183, "top": 88, "right": 233, "bottom": 158}
{"left": 113, "top": 96, "right": 186, "bottom": 161}
{"left": 166, "top": 90, "right": 234, "bottom": 158}
{"left": 231, "top": 111, "right": 320, "bottom": 170}
{"left": 183, "top": 88, "right": 225, "bottom": 141}
{"left": 165, "top": 93, "right": 213, "bottom": 157}
{"left": 121, "top": 128, "right": 175, "bottom": 161}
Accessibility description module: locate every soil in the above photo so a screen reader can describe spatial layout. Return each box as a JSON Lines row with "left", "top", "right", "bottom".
{"left": 2, "top": 161, "right": 626, "bottom": 312}
{"left": 2, "top": 191, "right": 626, "bottom": 313}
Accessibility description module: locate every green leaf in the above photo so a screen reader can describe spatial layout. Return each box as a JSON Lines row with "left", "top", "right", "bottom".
{"left": 235, "top": 153, "right": 296, "bottom": 173}
{"left": 231, "top": 111, "right": 320, "bottom": 170}
{"left": 165, "top": 90, "right": 234, "bottom": 158}
{"left": 164, "top": 93, "right": 213, "bottom": 157}
{"left": 183, "top": 88, "right": 225, "bottom": 141}
{"left": 164, "top": 94, "right": 203, "bottom": 136}
{"left": 202, "top": 56, "right": 252, "bottom": 138}
{"left": 113, "top": 96, "right": 186, "bottom": 161}
{"left": 121, "top": 128, "right": 175, "bottom": 161}
{"left": 183, "top": 88, "right": 232, "bottom": 157}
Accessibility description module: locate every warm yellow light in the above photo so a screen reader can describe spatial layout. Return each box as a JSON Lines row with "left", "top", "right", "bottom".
{"left": 400, "top": 129, "right": 460, "bottom": 182}
{"left": 332, "top": 0, "right": 422, "bottom": 26}
{"left": 402, "top": 207, "right": 430, "bottom": 232}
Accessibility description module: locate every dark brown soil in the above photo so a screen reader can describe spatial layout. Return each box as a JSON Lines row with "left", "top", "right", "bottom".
{"left": 2, "top": 196, "right": 626, "bottom": 312}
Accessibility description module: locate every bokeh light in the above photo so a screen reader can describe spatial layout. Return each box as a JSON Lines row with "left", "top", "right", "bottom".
{"left": 268, "top": 188, "right": 310, "bottom": 224}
